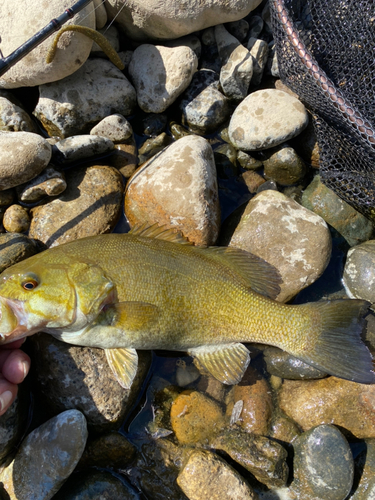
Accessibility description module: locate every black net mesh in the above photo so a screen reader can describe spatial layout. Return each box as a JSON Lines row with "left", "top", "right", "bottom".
{"left": 269, "top": 0, "right": 375, "bottom": 221}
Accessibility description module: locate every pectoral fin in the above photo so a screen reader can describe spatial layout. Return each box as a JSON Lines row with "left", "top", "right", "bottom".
{"left": 188, "top": 343, "right": 251, "bottom": 385}
{"left": 105, "top": 347, "right": 138, "bottom": 389}
{"left": 97, "top": 301, "right": 160, "bottom": 332}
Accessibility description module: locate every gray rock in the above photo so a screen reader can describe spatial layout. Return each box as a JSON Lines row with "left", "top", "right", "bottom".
{"left": 0, "top": 233, "right": 39, "bottom": 273}
{"left": 343, "top": 240, "right": 375, "bottom": 302}
{"left": 228, "top": 89, "right": 309, "bottom": 151}
{"left": 226, "top": 20, "right": 249, "bottom": 43}
{"left": 350, "top": 439, "right": 375, "bottom": 500}
{"left": 16, "top": 167, "right": 67, "bottom": 203}
{"left": 0, "top": 131, "right": 52, "bottom": 190}
{"left": 248, "top": 15, "right": 264, "bottom": 39}
{"left": 2, "top": 205, "right": 30, "bottom": 233}
{"left": 247, "top": 37, "right": 269, "bottom": 86}
{"left": 34, "top": 59, "right": 136, "bottom": 138}
{"left": 263, "top": 144, "right": 306, "bottom": 185}
{"left": 52, "top": 135, "right": 114, "bottom": 164}
{"left": 164, "top": 34, "right": 202, "bottom": 59}
{"left": 264, "top": 347, "right": 328, "bottom": 380}
{"left": 0, "top": 97, "right": 37, "bottom": 133}
{"left": 0, "top": 390, "right": 28, "bottom": 464}
{"left": 0, "top": 410, "right": 88, "bottom": 500}
{"left": 90, "top": 114, "right": 133, "bottom": 143}
{"left": 201, "top": 27, "right": 216, "bottom": 46}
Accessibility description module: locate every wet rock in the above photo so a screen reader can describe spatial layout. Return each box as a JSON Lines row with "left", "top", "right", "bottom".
{"left": 214, "top": 143, "right": 238, "bottom": 179}
{"left": 0, "top": 188, "right": 15, "bottom": 207}
{"left": 0, "top": 0, "right": 95, "bottom": 88}
{"left": 109, "top": 142, "right": 138, "bottom": 178}
{"left": 290, "top": 425, "right": 354, "bottom": 500}
{"left": 241, "top": 170, "right": 265, "bottom": 193}
{"left": 301, "top": 175, "right": 373, "bottom": 246}
{"left": 29, "top": 165, "right": 123, "bottom": 247}
{"left": 269, "top": 413, "right": 301, "bottom": 446}
{"left": 16, "top": 167, "right": 67, "bottom": 203}
{"left": 263, "top": 145, "right": 306, "bottom": 185}
{"left": 128, "top": 45, "right": 198, "bottom": 113}
{"left": 125, "top": 135, "right": 220, "bottom": 246}
{"left": 351, "top": 439, "right": 375, "bottom": 500}
{"left": 0, "top": 233, "right": 39, "bottom": 273}
{"left": 264, "top": 347, "right": 328, "bottom": 380}
{"left": 0, "top": 97, "right": 37, "bottom": 133}
{"left": 170, "top": 390, "right": 226, "bottom": 445}
{"left": 279, "top": 377, "right": 375, "bottom": 439}
{"left": 52, "top": 135, "right": 114, "bottom": 164}
{"left": 228, "top": 89, "right": 309, "bottom": 151}
{"left": 0, "top": 131, "right": 52, "bottom": 190}
{"left": 142, "top": 113, "right": 168, "bottom": 137}
{"left": 223, "top": 190, "right": 331, "bottom": 302}
{"left": 90, "top": 114, "right": 133, "bottom": 143}
{"left": 2, "top": 205, "right": 30, "bottom": 233}
{"left": 77, "top": 432, "right": 136, "bottom": 470}
{"left": 0, "top": 389, "right": 28, "bottom": 464}
{"left": 0, "top": 410, "right": 87, "bottom": 500}
{"left": 138, "top": 132, "right": 174, "bottom": 164}
{"left": 247, "top": 37, "right": 269, "bottom": 86}
{"left": 175, "top": 360, "right": 201, "bottom": 388}
{"left": 291, "top": 117, "right": 320, "bottom": 168}
{"left": 34, "top": 59, "right": 136, "bottom": 138}
{"left": 211, "top": 429, "right": 289, "bottom": 488}
{"left": 177, "top": 449, "right": 258, "bottom": 500}
{"left": 237, "top": 151, "right": 263, "bottom": 170}
{"left": 170, "top": 122, "right": 192, "bottom": 141}
{"left": 29, "top": 334, "right": 151, "bottom": 433}
{"left": 343, "top": 240, "right": 375, "bottom": 303}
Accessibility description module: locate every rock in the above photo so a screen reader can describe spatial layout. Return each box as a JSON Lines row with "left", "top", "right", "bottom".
{"left": 0, "top": 188, "right": 15, "bottom": 207}
{"left": 228, "top": 89, "right": 309, "bottom": 151}
{"left": 214, "top": 143, "right": 238, "bottom": 179}
{"left": 269, "top": 414, "right": 301, "bottom": 446}
{"left": 0, "top": 97, "right": 37, "bottom": 133}
{"left": 237, "top": 151, "right": 263, "bottom": 170}
{"left": 343, "top": 240, "right": 375, "bottom": 302}
{"left": 226, "top": 20, "right": 249, "bottom": 43}
{"left": 0, "top": 389, "right": 28, "bottom": 464}
{"left": 241, "top": 170, "right": 265, "bottom": 193}
{"left": 125, "top": 135, "right": 221, "bottom": 246}
{"left": 91, "top": 26, "right": 120, "bottom": 57}
{"left": 105, "top": 0, "right": 263, "bottom": 41}
{"left": 142, "top": 114, "right": 168, "bottom": 137}
{"left": 77, "top": 432, "right": 136, "bottom": 470}
{"left": 52, "top": 135, "right": 114, "bottom": 164}
{"left": 0, "top": 410, "right": 87, "bottom": 500}
{"left": 34, "top": 59, "right": 136, "bottom": 138}
{"left": 279, "top": 377, "right": 375, "bottom": 439}
{"left": 290, "top": 425, "right": 354, "bottom": 500}
{"left": 138, "top": 133, "right": 174, "bottom": 164}
{"left": 29, "top": 334, "right": 151, "bottom": 433}
{"left": 248, "top": 16, "right": 264, "bottom": 39}
{"left": 247, "top": 37, "right": 269, "bottom": 86}
{"left": 177, "top": 449, "right": 258, "bottom": 500}
{"left": 16, "top": 167, "right": 67, "bottom": 203}
{"left": 0, "top": 0, "right": 95, "bottom": 88}
{"left": 94, "top": 0, "right": 108, "bottom": 28}
{"left": 215, "top": 25, "right": 253, "bottom": 101}
{"left": 109, "top": 142, "right": 138, "bottom": 178}
{"left": 222, "top": 190, "right": 331, "bottom": 302}
{"left": 170, "top": 390, "right": 226, "bottom": 445}
{"left": 0, "top": 132, "right": 52, "bottom": 190}
{"left": 263, "top": 145, "right": 306, "bottom": 185}
{"left": 29, "top": 165, "right": 123, "bottom": 247}
{"left": 301, "top": 175, "right": 373, "bottom": 247}
{"left": 0, "top": 233, "right": 39, "bottom": 273}
{"left": 2, "top": 205, "right": 30, "bottom": 233}
{"left": 90, "top": 114, "right": 133, "bottom": 143}
{"left": 291, "top": 118, "right": 320, "bottom": 168}
{"left": 351, "top": 439, "right": 375, "bottom": 500}
{"left": 164, "top": 34, "right": 202, "bottom": 59}
{"left": 128, "top": 45, "right": 198, "bottom": 113}
{"left": 264, "top": 347, "right": 328, "bottom": 380}
{"left": 175, "top": 360, "right": 201, "bottom": 388}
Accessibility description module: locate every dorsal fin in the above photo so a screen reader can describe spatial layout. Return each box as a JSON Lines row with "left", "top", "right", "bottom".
{"left": 129, "top": 223, "right": 193, "bottom": 245}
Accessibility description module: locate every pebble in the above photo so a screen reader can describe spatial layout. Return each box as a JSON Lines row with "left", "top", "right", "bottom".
{"left": 2, "top": 205, "right": 30, "bottom": 233}
{"left": 128, "top": 45, "right": 198, "bottom": 113}
{"left": 228, "top": 89, "right": 309, "bottom": 151}
{"left": 237, "top": 150, "right": 263, "bottom": 170}
{"left": 177, "top": 449, "right": 259, "bottom": 500}
{"left": 90, "top": 114, "right": 133, "bottom": 143}
{"left": 269, "top": 413, "right": 301, "bottom": 446}
{"left": 34, "top": 59, "right": 136, "bottom": 138}
{"left": 0, "top": 131, "right": 52, "bottom": 190}
{"left": 263, "top": 144, "right": 306, "bottom": 185}
{"left": 342, "top": 240, "right": 375, "bottom": 302}
{"left": 0, "top": 410, "right": 87, "bottom": 500}
{"left": 0, "top": 97, "right": 37, "bottom": 133}
{"left": 29, "top": 165, "right": 124, "bottom": 247}
{"left": 301, "top": 175, "right": 373, "bottom": 247}
{"left": 223, "top": 190, "right": 332, "bottom": 302}
{"left": 16, "top": 166, "right": 67, "bottom": 203}
{"left": 138, "top": 132, "right": 174, "bottom": 164}
{"left": 0, "top": 233, "right": 39, "bottom": 273}
{"left": 263, "top": 347, "right": 328, "bottom": 380}
{"left": 247, "top": 37, "right": 269, "bottom": 86}
{"left": 52, "top": 135, "right": 114, "bottom": 164}
{"left": 109, "top": 142, "right": 138, "bottom": 178}
{"left": 125, "top": 135, "right": 221, "bottom": 246}
{"left": 142, "top": 113, "right": 167, "bottom": 137}
{"left": 241, "top": 170, "right": 266, "bottom": 192}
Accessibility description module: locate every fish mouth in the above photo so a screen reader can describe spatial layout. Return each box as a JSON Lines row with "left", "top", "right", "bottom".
{"left": 0, "top": 297, "right": 30, "bottom": 345}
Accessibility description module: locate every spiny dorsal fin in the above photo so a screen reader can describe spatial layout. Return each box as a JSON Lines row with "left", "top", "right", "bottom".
{"left": 129, "top": 223, "right": 193, "bottom": 245}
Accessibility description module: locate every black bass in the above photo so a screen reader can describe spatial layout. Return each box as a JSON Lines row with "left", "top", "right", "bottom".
{"left": 0, "top": 224, "right": 373, "bottom": 387}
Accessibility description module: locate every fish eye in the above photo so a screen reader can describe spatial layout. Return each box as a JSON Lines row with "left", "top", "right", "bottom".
{"left": 21, "top": 278, "right": 39, "bottom": 291}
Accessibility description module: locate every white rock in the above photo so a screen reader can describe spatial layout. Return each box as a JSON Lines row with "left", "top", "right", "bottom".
{"left": 247, "top": 37, "right": 269, "bottom": 86}
{"left": 129, "top": 45, "right": 198, "bottom": 113}
{"left": 94, "top": 0, "right": 108, "bottom": 29}
{"left": 90, "top": 114, "right": 133, "bottom": 143}
{"left": 0, "top": 97, "right": 36, "bottom": 132}
{"left": 52, "top": 135, "right": 114, "bottom": 164}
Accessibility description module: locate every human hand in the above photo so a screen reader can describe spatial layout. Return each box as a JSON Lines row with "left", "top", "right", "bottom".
{"left": 0, "top": 339, "right": 30, "bottom": 416}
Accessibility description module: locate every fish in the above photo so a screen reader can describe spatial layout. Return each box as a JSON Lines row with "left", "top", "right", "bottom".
{"left": 0, "top": 224, "right": 373, "bottom": 388}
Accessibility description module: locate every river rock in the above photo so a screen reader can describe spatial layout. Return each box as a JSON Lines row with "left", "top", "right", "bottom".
{"left": 0, "top": 132, "right": 52, "bottom": 190}
{"left": 34, "top": 59, "right": 136, "bottom": 138}
{"left": 90, "top": 114, "right": 133, "bottom": 143}
{"left": 0, "top": 188, "right": 15, "bottom": 206}
{"left": 77, "top": 432, "right": 136, "bottom": 470}
{"left": 0, "top": 0, "right": 95, "bottom": 88}
{"left": 290, "top": 425, "right": 354, "bottom": 500}
{"left": 223, "top": 190, "right": 331, "bottom": 302}
{"left": 269, "top": 414, "right": 301, "bottom": 446}
{"left": 226, "top": 20, "right": 249, "bottom": 43}
{"left": 29, "top": 334, "right": 151, "bottom": 433}
{"left": 264, "top": 347, "right": 328, "bottom": 380}
{"left": 0, "top": 233, "right": 38, "bottom": 273}
{"left": 279, "top": 377, "right": 375, "bottom": 439}
{"left": 248, "top": 16, "right": 264, "bottom": 39}
{"left": 242, "top": 170, "right": 266, "bottom": 193}
{"left": 343, "top": 240, "right": 375, "bottom": 303}
{"left": 263, "top": 145, "right": 306, "bottom": 185}
{"left": 52, "top": 135, "right": 114, "bottom": 164}
{"left": 247, "top": 37, "right": 269, "bottom": 86}
{"left": 2, "top": 205, "right": 30, "bottom": 233}
{"left": 109, "top": 142, "right": 138, "bottom": 178}
{"left": 29, "top": 164, "right": 123, "bottom": 247}
{"left": 16, "top": 167, "right": 67, "bottom": 203}
{"left": 351, "top": 439, "right": 375, "bottom": 500}
{"left": 125, "top": 135, "right": 221, "bottom": 246}
{"left": 91, "top": 26, "right": 120, "bottom": 57}
{"left": 128, "top": 45, "right": 198, "bottom": 113}
{"left": 0, "top": 97, "right": 37, "bottom": 133}
{"left": 94, "top": 0, "right": 108, "bottom": 28}
{"left": 0, "top": 389, "right": 28, "bottom": 464}
{"left": 105, "top": 0, "right": 263, "bottom": 41}
{"left": 228, "top": 89, "right": 309, "bottom": 151}
{"left": 177, "top": 449, "right": 258, "bottom": 500}
{"left": 0, "top": 410, "right": 87, "bottom": 500}
{"left": 237, "top": 151, "right": 263, "bottom": 170}
{"left": 138, "top": 133, "right": 174, "bottom": 164}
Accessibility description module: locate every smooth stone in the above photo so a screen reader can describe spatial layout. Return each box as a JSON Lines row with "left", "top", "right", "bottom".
{"left": 237, "top": 151, "right": 263, "bottom": 170}
{"left": 290, "top": 116, "right": 320, "bottom": 168}
{"left": 90, "top": 114, "right": 133, "bottom": 143}
{"left": 301, "top": 175, "right": 373, "bottom": 247}
{"left": 29, "top": 165, "right": 123, "bottom": 247}
{"left": 0, "top": 233, "right": 39, "bottom": 273}
{"left": 109, "top": 142, "right": 138, "bottom": 178}
{"left": 290, "top": 425, "right": 354, "bottom": 500}
{"left": 0, "top": 0, "right": 95, "bottom": 88}
{"left": 228, "top": 89, "right": 309, "bottom": 151}
{"left": 247, "top": 37, "right": 269, "bottom": 86}
{"left": 0, "top": 390, "right": 28, "bottom": 464}
{"left": 105, "top": 0, "right": 264, "bottom": 41}
{"left": 170, "top": 122, "right": 192, "bottom": 141}
{"left": 138, "top": 132, "right": 174, "bottom": 164}
{"left": 226, "top": 20, "right": 249, "bottom": 43}
{"left": 269, "top": 414, "right": 301, "bottom": 446}
{"left": 93, "top": 0, "right": 108, "bottom": 28}
{"left": 351, "top": 439, "right": 375, "bottom": 500}
{"left": 77, "top": 432, "right": 136, "bottom": 470}
{"left": 248, "top": 15, "right": 264, "bottom": 39}
{"left": 16, "top": 167, "right": 67, "bottom": 203}
{"left": 91, "top": 26, "right": 120, "bottom": 56}
{"left": 34, "top": 59, "right": 136, "bottom": 138}
{"left": 263, "top": 144, "right": 306, "bottom": 185}
{"left": 0, "top": 97, "right": 37, "bottom": 133}
{"left": 0, "top": 132, "right": 52, "bottom": 190}
{"left": 177, "top": 449, "right": 258, "bottom": 500}
{"left": 52, "top": 135, "right": 114, "bottom": 164}
{"left": 125, "top": 135, "right": 221, "bottom": 246}
{"left": 128, "top": 45, "right": 198, "bottom": 113}
{"left": 0, "top": 410, "right": 87, "bottom": 500}
{"left": 201, "top": 27, "right": 216, "bottom": 46}
{"left": 241, "top": 170, "right": 265, "bottom": 193}
{"left": 0, "top": 188, "right": 15, "bottom": 206}
{"left": 279, "top": 377, "right": 375, "bottom": 439}
{"left": 214, "top": 143, "right": 238, "bottom": 179}
{"left": 223, "top": 190, "right": 331, "bottom": 302}
{"left": 2, "top": 205, "right": 30, "bottom": 233}
{"left": 264, "top": 347, "right": 328, "bottom": 380}
{"left": 343, "top": 240, "right": 375, "bottom": 302}
{"left": 164, "top": 34, "right": 202, "bottom": 59}
{"left": 142, "top": 113, "right": 167, "bottom": 137}
{"left": 29, "top": 334, "right": 151, "bottom": 433}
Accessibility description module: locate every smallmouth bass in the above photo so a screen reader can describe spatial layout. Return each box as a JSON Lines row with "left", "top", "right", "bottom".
{"left": 0, "top": 224, "right": 373, "bottom": 387}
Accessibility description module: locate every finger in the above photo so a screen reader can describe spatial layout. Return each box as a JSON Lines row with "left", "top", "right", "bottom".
{"left": 0, "top": 377, "right": 18, "bottom": 416}
{"left": 0, "top": 350, "right": 31, "bottom": 385}
{"left": 1, "top": 339, "right": 26, "bottom": 350}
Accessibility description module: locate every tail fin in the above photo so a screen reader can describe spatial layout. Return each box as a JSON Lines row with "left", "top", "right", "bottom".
{"left": 298, "top": 299, "right": 375, "bottom": 384}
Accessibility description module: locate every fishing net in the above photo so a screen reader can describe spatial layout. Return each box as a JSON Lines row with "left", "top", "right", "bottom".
{"left": 269, "top": 0, "right": 375, "bottom": 221}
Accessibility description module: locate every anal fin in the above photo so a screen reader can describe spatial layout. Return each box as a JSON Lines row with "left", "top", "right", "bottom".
{"left": 105, "top": 347, "right": 138, "bottom": 389}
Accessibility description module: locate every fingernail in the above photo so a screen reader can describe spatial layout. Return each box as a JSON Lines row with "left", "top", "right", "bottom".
{"left": 22, "top": 361, "right": 29, "bottom": 379}
{"left": 0, "top": 391, "right": 13, "bottom": 412}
